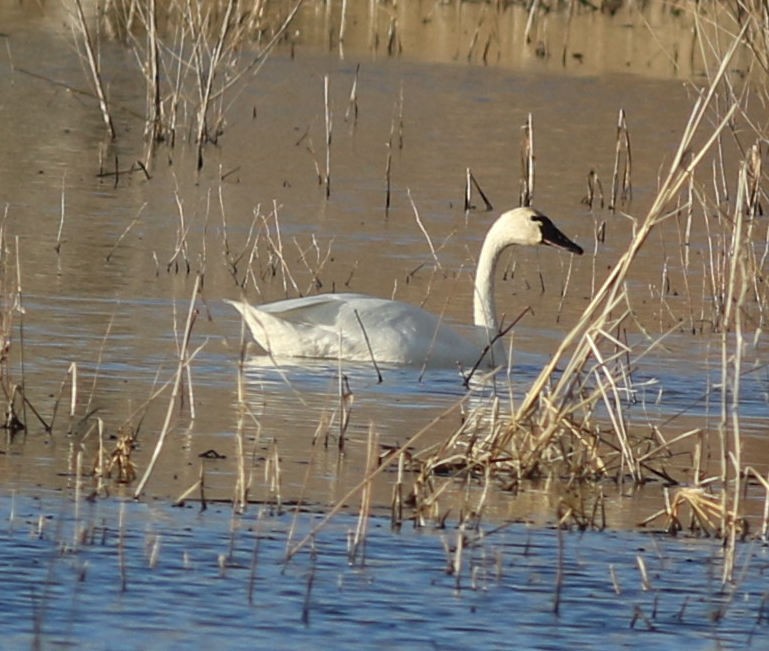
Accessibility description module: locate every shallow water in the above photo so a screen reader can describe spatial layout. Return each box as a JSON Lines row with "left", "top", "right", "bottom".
{"left": 0, "top": 2, "right": 767, "bottom": 647}
{"left": 2, "top": 492, "right": 768, "bottom": 650}
{"left": 0, "top": 0, "right": 765, "bottom": 509}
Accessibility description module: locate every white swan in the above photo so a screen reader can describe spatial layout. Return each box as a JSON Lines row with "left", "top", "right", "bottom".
{"left": 225, "top": 207, "right": 583, "bottom": 368}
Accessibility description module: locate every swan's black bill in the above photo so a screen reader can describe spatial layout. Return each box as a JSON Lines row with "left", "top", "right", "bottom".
{"left": 534, "top": 215, "right": 584, "bottom": 255}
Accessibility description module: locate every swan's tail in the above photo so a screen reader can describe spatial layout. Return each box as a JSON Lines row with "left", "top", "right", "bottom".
{"left": 224, "top": 299, "right": 285, "bottom": 354}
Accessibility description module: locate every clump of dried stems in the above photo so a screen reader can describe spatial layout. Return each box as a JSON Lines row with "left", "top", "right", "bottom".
{"left": 72, "top": 0, "right": 304, "bottom": 173}
{"left": 50, "top": 1, "right": 769, "bottom": 589}
{"left": 399, "top": 12, "right": 767, "bottom": 582}
{"left": 283, "top": 5, "right": 769, "bottom": 583}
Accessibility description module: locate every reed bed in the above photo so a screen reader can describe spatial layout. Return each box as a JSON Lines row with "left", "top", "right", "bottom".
{"left": 6, "top": 7, "right": 769, "bottom": 646}
{"left": 75, "top": 0, "right": 306, "bottom": 172}
{"left": 0, "top": 1, "right": 759, "bottom": 592}
{"left": 386, "top": 9, "right": 769, "bottom": 585}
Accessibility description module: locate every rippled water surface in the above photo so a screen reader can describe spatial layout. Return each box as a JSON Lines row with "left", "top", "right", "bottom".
{"left": 1, "top": 1, "right": 768, "bottom": 648}
{"left": 2, "top": 493, "right": 768, "bottom": 650}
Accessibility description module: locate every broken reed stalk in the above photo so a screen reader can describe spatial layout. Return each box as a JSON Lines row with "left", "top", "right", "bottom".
{"left": 582, "top": 169, "right": 605, "bottom": 210}
{"left": 396, "top": 82, "right": 405, "bottom": 150}
{"left": 324, "top": 74, "right": 332, "bottom": 198}
{"left": 524, "top": 0, "right": 540, "bottom": 45}
{"left": 384, "top": 126, "right": 393, "bottom": 216}
{"left": 609, "top": 108, "right": 632, "bottom": 211}
{"left": 271, "top": 221, "right": 301, "bottom": 294}
{"left": 391, "top": 451, "right": 405, "bottom": 530}
{"left": 134, "top": 274, "right": 200, "bottom": 498}
{"left": 407, "top": 189, "right": 441, "bottom": 270}
{"left": 464, "top": 168, "right": 494, "bottom": 212}
{"left": 11, "top": 235, "right": 28, "bottom": 433}
{"left": 519, "top": 113, "right": 534, "bottom": 207}
{"left": 344, "top": 63, "right": 360, "bottom": 124}
{"left": 72, "top": 0, "right": 116, "bottom": 140}
{"left": 56, "top": 173, "right": 66, "bottom": 256}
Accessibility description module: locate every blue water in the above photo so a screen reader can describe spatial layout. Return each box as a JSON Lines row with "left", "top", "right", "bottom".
{"left": 2, "top": 493, "right": 767, "bottom": 650}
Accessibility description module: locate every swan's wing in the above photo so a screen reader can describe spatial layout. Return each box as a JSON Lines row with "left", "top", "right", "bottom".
{"left": 225, "top": 294, "right": 494, "bottom": 366}
{"left": 256, "top": 293, "right": 371, "bottom": 327}
{"left": 224, "top": 295, "right": 373, "bottom": 358}
{"left": 225, "top": 297, "right": 339, "bottom": 357}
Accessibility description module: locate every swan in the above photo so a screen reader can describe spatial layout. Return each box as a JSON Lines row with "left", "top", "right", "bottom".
{"left": 225, "top": 207, "right": 583, "bottom": 368}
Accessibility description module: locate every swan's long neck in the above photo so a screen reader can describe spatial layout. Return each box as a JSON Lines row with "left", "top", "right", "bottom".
{"left": 473, "top": 223, "right": 511, "bottom": 332}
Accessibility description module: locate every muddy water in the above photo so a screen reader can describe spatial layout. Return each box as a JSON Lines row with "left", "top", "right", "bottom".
{"left": 0, "top": 1, "right": 766, "bottom": 513}
{"left": 1, "top": 1, "right": 768, "bottom": 648}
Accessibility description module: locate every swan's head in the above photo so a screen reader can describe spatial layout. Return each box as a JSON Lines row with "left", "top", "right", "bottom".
{"left": 493, "top": 207, "right": 584, "bottom": 255}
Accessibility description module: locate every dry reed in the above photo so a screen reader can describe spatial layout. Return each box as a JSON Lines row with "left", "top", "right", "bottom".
{"left": 134, "top": 274, "right": 201, "bottom": 497}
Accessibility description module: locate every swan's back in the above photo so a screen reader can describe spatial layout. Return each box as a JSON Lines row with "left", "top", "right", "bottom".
{"left": 226, "top": 294, "right": 494, "bottom": 367}
{"left": 226, "top": 206, "right": 582, "bottom": 369}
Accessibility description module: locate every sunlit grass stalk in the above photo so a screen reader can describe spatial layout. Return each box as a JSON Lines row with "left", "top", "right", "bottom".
{"left": 72, "top": 0, "right": 116, "bottom": 140}
{"left": 7, "top": 235, "right": 27, "bottom": 433}
{"left": 510, "top": 26, "right": 746, "bottom": 431}
{"left": 344, "top": 62, "right": 360, "bottom": 124}
{"left": 260, "top": 204, "right": 300, "bottom": 296}
{"left": 134, "top": 274, "right": 201, "bottom": 498}
{"left": 349, "top": 423, "right": 378, "bottom": 565}
{"left": 338, "top": 0, "right": 348, "bottom": 55}
{"left": 407, "top": 189, "right": 441, "bottom": 270}
{"left": 524, "top": 0, "right": 540, "bottom": 45}
{"left": 193, "top": 0, "right": 236, "bottom": 169}
{"left": 167, "top": 192, "right": 191, "bottom": 273}
{"left": 106, "top": 204, "right": 145, "bottom": 263}
{"left": 324, "top": 74, "right": 332, "bottom": 198}
{"left": 384, "top": 125, "right": 393, "bottom": 217}
{"left": 293, "top": 234, "right": 334, "bottom": 295}
{"left": 391, "top": 451, "right": 405, "bottom": 530}
{"left": 233, "top": 303, "right": 250, "bottom": 513}
{"left": 719, "top": 161, "right": 750, "bottom": 582}
{"left": 519, "top": 113, "right": 534, "bottom": 206}
{"left": 265, "top": 440, "right": 282, "bottom": 512}
{"left": 85, "top": 313, "right": 115, "bottom": 416}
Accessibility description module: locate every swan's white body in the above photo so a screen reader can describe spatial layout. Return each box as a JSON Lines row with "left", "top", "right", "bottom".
{"left": 226, "top": 207, "right": 583, "bottom": 368}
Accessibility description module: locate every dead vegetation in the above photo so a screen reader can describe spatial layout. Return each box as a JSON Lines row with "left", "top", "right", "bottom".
{"left": 0, "top": 2, "right": 767, "bottom": 598}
